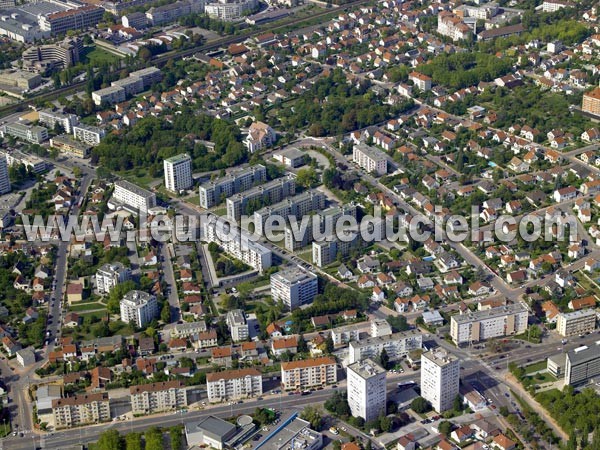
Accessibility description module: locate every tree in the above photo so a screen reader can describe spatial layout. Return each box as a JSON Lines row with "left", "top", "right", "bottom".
{"left": 300, "top": 406, "right": 323, "bottom": 431}
{"left": 379, "top": 415, "right": 392, "bottom": 432}
{"left": 144, "top": 427, "right": 163, "bottom": 450}
{"left": 325, "top": 335, "right": 334, "bottom": 354}
{"left": 96, "top": 430, "right": 123, "bottom": 450}
{"left": 297, "top": 334, "right": 308, "bottom": 353}
{"left": 365, "top": 440, "right": 372, "bottom": 450}
{"left": 161, "top": 303, "right": 171, "bottom": 323}
{"left": 452, "top": 395, "right": 463, "bottom": 412}
{"left": 438, "top": 421, "right": 453, "bottom": 437}
{"left": 296, "top": 168, "right": 319, "bottom": 188}
{"left": 386, "top": 315, "right": 408, "bottom": 332}
{"left": 378, "top": 348, "right": 389, "bottom": 370}
{"left": 410, "top": 397, "right": 431, "bottom": 414}
{"left": 125, "top": 433, "right": 142, "bottom": 450}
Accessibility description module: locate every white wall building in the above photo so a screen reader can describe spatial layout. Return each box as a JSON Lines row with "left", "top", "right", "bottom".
{"left": 270, "top": 267, "right": 318, "bottom": 311}
{"left": 130, "top": 381, "right": 188, "bottom": 415}
{"left": 164, "top": 153, "right": 193, "bottom": 193}
{"left": 348, "top": 331, "right": 422, "bottom": 364}
{"left": 281, "top": 356, "right": 337, "bottom": 391}
{"left": 0, "top": 157, "right": 10, "bottom": 195}
{"left": 206, "top": 368, "right": 262, "bottom": 402}
{"left": 347, "top": 358, "right": 386, "bottom": 422}
{"left": 557, "top": 309, "right": 597, "bottom": 337}
{"left": 421, "top": 350, "right": 460, "bottom": 413}
{"left": 112, "top": 180, "right": 157, "bottom": 212}
{"left": 120, "top": 290, "right": 158, "bottom": 327}
{"left": 73, "top": 124, "right": 105, "bottom": 146}
{"left": 95, "top": 262, "right": 131, "bottom": 295}
{"left": 202, "top": 220, "right": 272, "bottom": 272}
{"left": 352, "top": 143, "right": 387, "bottom": 176}
{"left": 226, "top": 309, "right": 249, "bottom": 342}
{"left": 450, "top": 303, "right": 529, "bottom": 345}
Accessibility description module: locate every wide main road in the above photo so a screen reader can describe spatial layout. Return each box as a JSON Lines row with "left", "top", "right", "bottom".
{"left": 3, "top": 374, "right": 413, "bottom": 450}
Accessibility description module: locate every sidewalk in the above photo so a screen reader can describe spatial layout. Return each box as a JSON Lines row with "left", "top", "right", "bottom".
{"left": 504, "top": 373, "right": 568, "bottom": 441}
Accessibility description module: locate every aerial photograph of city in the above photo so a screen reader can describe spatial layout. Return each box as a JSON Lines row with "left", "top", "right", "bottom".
{"left": 0, "top": 0, "right": 598, "bottom": 448}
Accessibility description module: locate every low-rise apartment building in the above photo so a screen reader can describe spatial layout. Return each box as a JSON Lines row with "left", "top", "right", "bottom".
{"left": 206, "top": 368, "right": 262, "bottom": 403}
{"left": 198, "top": 164, "right": 267, "bottom": 209}
{"left": 112, "top": 180, "right": 157, "bottom": 212}
{"left": 352, "top": 143, "right": 387, "bottom": 176}
{"left": 130, "top": 380, "right": 188, "bottom": 415}
{"left": 557, "top": 309, "right": 597, "bottom": 337}
{"left": 450, "top": 303, "right": 529, "bottom": 345}
{"left": 52, "top": 393, "right": 110, "bottom": 428}
{"left": 226, "top": 175, "right": 295, "bottom": 221}
{"left": 270, "top": 267, "right": 318, "bottom": 311}
{"left": 281, "top": 356, "right": 337, "bottom": 391}
{"left": 348, "top": 331, "right": 423, "bottom": 364}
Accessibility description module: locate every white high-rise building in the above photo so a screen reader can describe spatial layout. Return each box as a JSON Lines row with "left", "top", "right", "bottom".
{"left": 164, "top": 153, "right": 193, "bottom": 193}
{"left": 421, "top": 350, "right": 460, "bottom": 413}
{"left": 0, "top": 157, "right": 10, "bottom": 195}
{"left": 270, "top": 267, "right": 318, "bottom": 311}
{"left": 95, "top": 262, "right": 131, "bottom": 295}
{"left": 347, "top": 359, "right": 386, "bottom": 422}
{"left": 226, "top": 309, "right": 248, "bottom": 342}
{"left": 119, "top": 290, "right": 158, "bottom": 328}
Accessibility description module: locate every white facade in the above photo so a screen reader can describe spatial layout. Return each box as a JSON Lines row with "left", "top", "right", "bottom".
{"left": 352, "top": 143, "right": 387, "bottom": 176}
{"left": 164, "top": 153, "right": 193, "bottom": 193}
{"left": 347, "top": 359, "right": 386, "bottom": 422}
{"left": 226, "top": 309, "right": 249, "bottom": 342}
{"left": 202, "top": 220, "right": 272, "bottom": 272}
{"left": 206, "top": 368, "right": 262, "bottom": 402}
{"left": 0, "top": 157, "right": 10, "bottom": 195}
{"left": 450, "top": 303, "right": 529, "bottom": 345}
{"left": 119, "top": 290, "right": 158, "bottom": 327}
{"left": 270, "top": 267, "right": 318, "bottom": 310}
{"left": 38, "top": 110, "right": 79, "bottom": 133}
{"left": 73, "top": 124, "right": 105, "bottom": 146}
{"left": 198, "top": 164, "right": 267, "bottom": 209}
{"left": 95, "top": 262, "right": 131, "bottom": 295}
{"left": 281, "top": 357, "right": 337, "bottom": 390}
{"left": 130, "top": 381, "right": 188, "bottom": 415}
{"left": 421, "top": 350, "right": 460, "bottom": 413}
{"left": 112, "top": 180, "right": 157, "bottom": 212}
{"left": 348, "top": 331, "right": 422, "bottom": 364}
{"left": 557, "top": 309, "right": 597, "bottom": 337}
{"left": 205, "top": 0, "right": 257, "bottom": 21}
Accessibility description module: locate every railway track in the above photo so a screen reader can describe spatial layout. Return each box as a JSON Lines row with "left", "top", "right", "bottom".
{"left": 0, "top": 0, "right": 370, "bottom": 119}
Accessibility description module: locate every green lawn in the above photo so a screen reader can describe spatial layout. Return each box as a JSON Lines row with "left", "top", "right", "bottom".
{"left": 69, "top": 301, "right": 106, "bottom": 312}
{"left": 81, "top": 46, "right": 122, "bottom": 66}
{"left": 524, "top": 361, "right": 548, "bottom": 374}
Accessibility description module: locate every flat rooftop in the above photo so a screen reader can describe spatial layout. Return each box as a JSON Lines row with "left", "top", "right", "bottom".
{"left": 451, "top": 303, "right": 527, "bottom": 324}
{"left": 567, "top": 341, "right": 600, "bottom": 366}
{"left": 348, "top": 358, "right": 385, "bottom": 379}
{"left": 254, "top": 413, "right": 320, "bottom": 450}
{"left": 422, "top": 349, "right": 458, "bottom": 367}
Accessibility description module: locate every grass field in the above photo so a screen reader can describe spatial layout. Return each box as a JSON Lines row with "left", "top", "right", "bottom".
{"left": 69, "top": 301, "right": 106, "bottom": 312}
{"left": 524, "top": 361, "right": 548, "bottom": 374}
{"left": 81, "top": 46, "right": 122, "bottom": 66}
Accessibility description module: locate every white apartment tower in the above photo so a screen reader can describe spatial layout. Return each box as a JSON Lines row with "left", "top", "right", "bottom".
{"left": 164, "top": 153, "right": 193, "bottom": 193}
{"left": 421, "top": 350, "right": 460, "bottom": 413}
{"left": 270, "top": 267, "right": 318, "bottom": 310}
{"left": 119, "top": 290, "right": 158, "bottom": 328}
{"left": 347, "top": 359, "right": 386, "bottom": 422}
{"left": 95, "top": 262, "right": 131, "bottom": 295}
{"left": 0, "top": 157, "right": 10, "bottom": 195}
{"left": 226, "top": 309, "right": 249, "bottom": 342}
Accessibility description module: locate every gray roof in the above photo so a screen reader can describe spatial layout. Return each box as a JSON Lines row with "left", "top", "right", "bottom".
{"left": 567, "top": 342, "right": 600, "bottom": 366}
{"left": 188, "top": 416, "right": 236, "bottom": 441}
{"left": 451, "top": 303, "right": 527, "bottom": 325}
